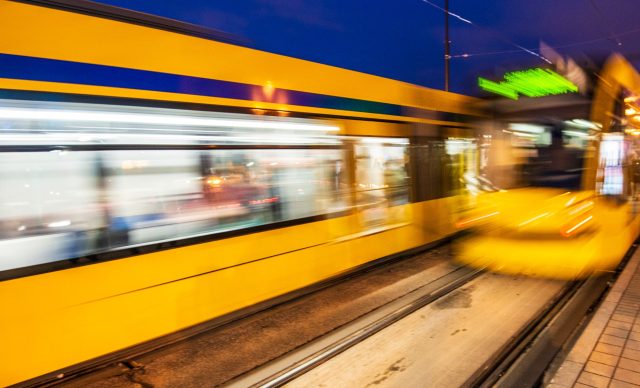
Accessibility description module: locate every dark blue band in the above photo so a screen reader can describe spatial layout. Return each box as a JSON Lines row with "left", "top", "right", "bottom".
{"left": 0, "top": 53, "right": 410, "bottom": 117}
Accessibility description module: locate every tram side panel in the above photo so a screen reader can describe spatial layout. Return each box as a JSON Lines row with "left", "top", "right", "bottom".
{"left": 0, "top": 106, "right": 475, "bottom": 385}
{"left": 0, "top": 3, "right": 482, "bottom": 382}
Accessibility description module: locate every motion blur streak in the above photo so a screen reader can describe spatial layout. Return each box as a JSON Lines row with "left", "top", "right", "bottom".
{"left": 456, "top": 54, "right": 640, "bottom": 279}
{"left": 0, "top": 107, "right": 340, "bottom": 132}
{"left": 0, "top": 100, "right": 349, "bottom": 272}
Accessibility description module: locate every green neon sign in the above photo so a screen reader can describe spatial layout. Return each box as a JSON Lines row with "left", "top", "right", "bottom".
{"left": 478, "top": 68, "right": 578, "bottom": 100}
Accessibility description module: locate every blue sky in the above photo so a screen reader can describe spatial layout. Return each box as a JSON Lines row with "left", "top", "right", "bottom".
{"left": 97, "top": 0, "right": 640, "bottom": 94}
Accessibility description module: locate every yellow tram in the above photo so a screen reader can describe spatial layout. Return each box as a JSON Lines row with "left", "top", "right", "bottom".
{"left": 0, "top": 1, "right": 482, "bottom": 385}
{"left": 456, "top": 54, "right": 640, "bottom": 279}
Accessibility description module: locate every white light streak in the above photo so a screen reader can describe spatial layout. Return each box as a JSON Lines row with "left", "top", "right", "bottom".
{"left": 48, "top": 220, "right": 71, "bottom": 228}
{"left": 564, "top": 215, "right": 593, "bottom": 235}
{"left": 518, "top": 212, "right": 549, "bottom": 227}
{"left": 421, "top": 0, "right": 472, "bottom": 24}
{"left": 420, "top": 0, "right": 551, "bottom": 64}
{"left": 0, "top": 108, "right": 339, "bottom": 133}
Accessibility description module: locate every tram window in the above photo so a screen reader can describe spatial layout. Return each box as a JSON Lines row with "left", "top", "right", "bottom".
{"left": 102, "top": 150, "right": 205, "bottom": 247}
{"left": 527, "top": 125, "right": 588, "bottom": 191}
{"left": 409, "top": 137, "right": 479, "bottom": 201}
{"left": 354, "top": 137, "right": 409, "bottom": 227}
{"left": 482, "top": 121, "right": 591, "bottom": 191}
{"left": 89, "top": 148, "right": 348, "bottom": 252}
{"left": 245, "top": 149, "right": 349, "bottom": 221}
{"left": 0, "top": 99, "right": 350, "bottom": 272}
{"left": 598, "top": 133, "right": 625, "bottom": 196}
{"left": 410, "top": 141, "right": 448, "bottom": 200}
{"left": 444, "top": 138, "right": 478, "bottom": 196}
{"left": 0, "top": 147, "right": 349, "bottom": 272}
{"left": 0, "top": 151, "right": 101, "bottom": 271}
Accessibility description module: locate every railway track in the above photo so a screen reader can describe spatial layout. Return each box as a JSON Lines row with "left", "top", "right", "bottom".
{"left": 48, "top": 241, "right": 461, "bottom": 387}
{"left": 49, "top": 240, "right": 638, "bottom": 388}
{"left": 228, "top": 244, "right": 639, "bottom": 388}
{"left": 226, "top": 266, "right": 484, "bottom": 387}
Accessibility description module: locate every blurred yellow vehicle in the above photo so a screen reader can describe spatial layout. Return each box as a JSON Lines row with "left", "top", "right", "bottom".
{"left": 456, "top": 189, "right": 638, "bottom": 278}
{"left": 456, "top": 54, "right": 640, "bottom": 279}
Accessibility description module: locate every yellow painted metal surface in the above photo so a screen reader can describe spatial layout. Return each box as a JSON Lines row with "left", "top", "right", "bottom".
{"left": 457, "top": 53, "right": 640, "bottom": 279}
{"left": 0, "top": 2, "right": 481, "bottom": 385}
{"left": 455, "top": 188, "right": 640, "bottom": 279}
{"left": 582, "top": 54, "right": 640, "bottom": 190}
{"left": 0, "top": 1, "right": 481, "bottom": 117}
{"left": 337, "top": 119, "right": 412, "bottom": 137}
{"left": 0, "top": 198, "right": 459, "bottom": 385}
{"left": 591, "top": 54, "right": 640, "bottom": 133}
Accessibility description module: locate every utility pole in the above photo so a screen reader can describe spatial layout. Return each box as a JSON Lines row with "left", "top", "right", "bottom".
{"left": 444, "top": 0, "right": 450, "bottom": 91}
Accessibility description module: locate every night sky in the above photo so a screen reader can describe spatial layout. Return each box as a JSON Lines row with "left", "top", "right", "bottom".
{"left": 97, "top": 0, "right": 640, "bottom": 95}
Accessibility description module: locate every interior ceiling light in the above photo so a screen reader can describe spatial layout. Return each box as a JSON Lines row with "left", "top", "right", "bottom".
{"left": 0, "top": 107, "right": 339, "bottom": 132}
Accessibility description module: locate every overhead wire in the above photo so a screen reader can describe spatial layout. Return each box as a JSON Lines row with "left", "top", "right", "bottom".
{"left": 419, "top": 0, "right": 472, "bottom": 24}
{"left": 448, "top": 26, "right": 640, "bottom": 59}
{"left": 420, "top": 0, "right": 552, "bottom": 64}
{"left": 588, "top": 0, "right": 623, "bottom": 47}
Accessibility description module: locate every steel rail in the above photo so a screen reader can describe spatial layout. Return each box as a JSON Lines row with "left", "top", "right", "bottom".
{"left": 227, "top": 265, "right": 484, "bottom": 388}
{"left": 471, "top": 240, "right": 639, "bottom": 388}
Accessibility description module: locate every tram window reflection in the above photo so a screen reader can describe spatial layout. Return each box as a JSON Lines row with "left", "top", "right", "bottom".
{"left": 0, "top": 98, "right": 352, "bottom": 272}
{"left": 0, "top": 147, "right": 350, "bottom": 271}
{"left": 0, "top": 151, "right": 101, "bottom": 270}
{"left": 98, "top": 148, "right": 350, "bottom": 251}
{"left": 355, "top": 137, "right": 409, "bottom": 227}
{"left": 445, "top": 138, "right": 478, "bottom": 196}
{"left": 480, "top": 121, "right": 591, "bottom": 191}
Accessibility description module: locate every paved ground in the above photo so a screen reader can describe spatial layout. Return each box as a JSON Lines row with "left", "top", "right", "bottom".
{"left": 287, "top": 272, "right": 566, "bottom": 388}
{"left": 63, "top": 246, "right": 456, "bottom": 387}
{"left": 547, "top": 250, "right": 640, "bottom": 388}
